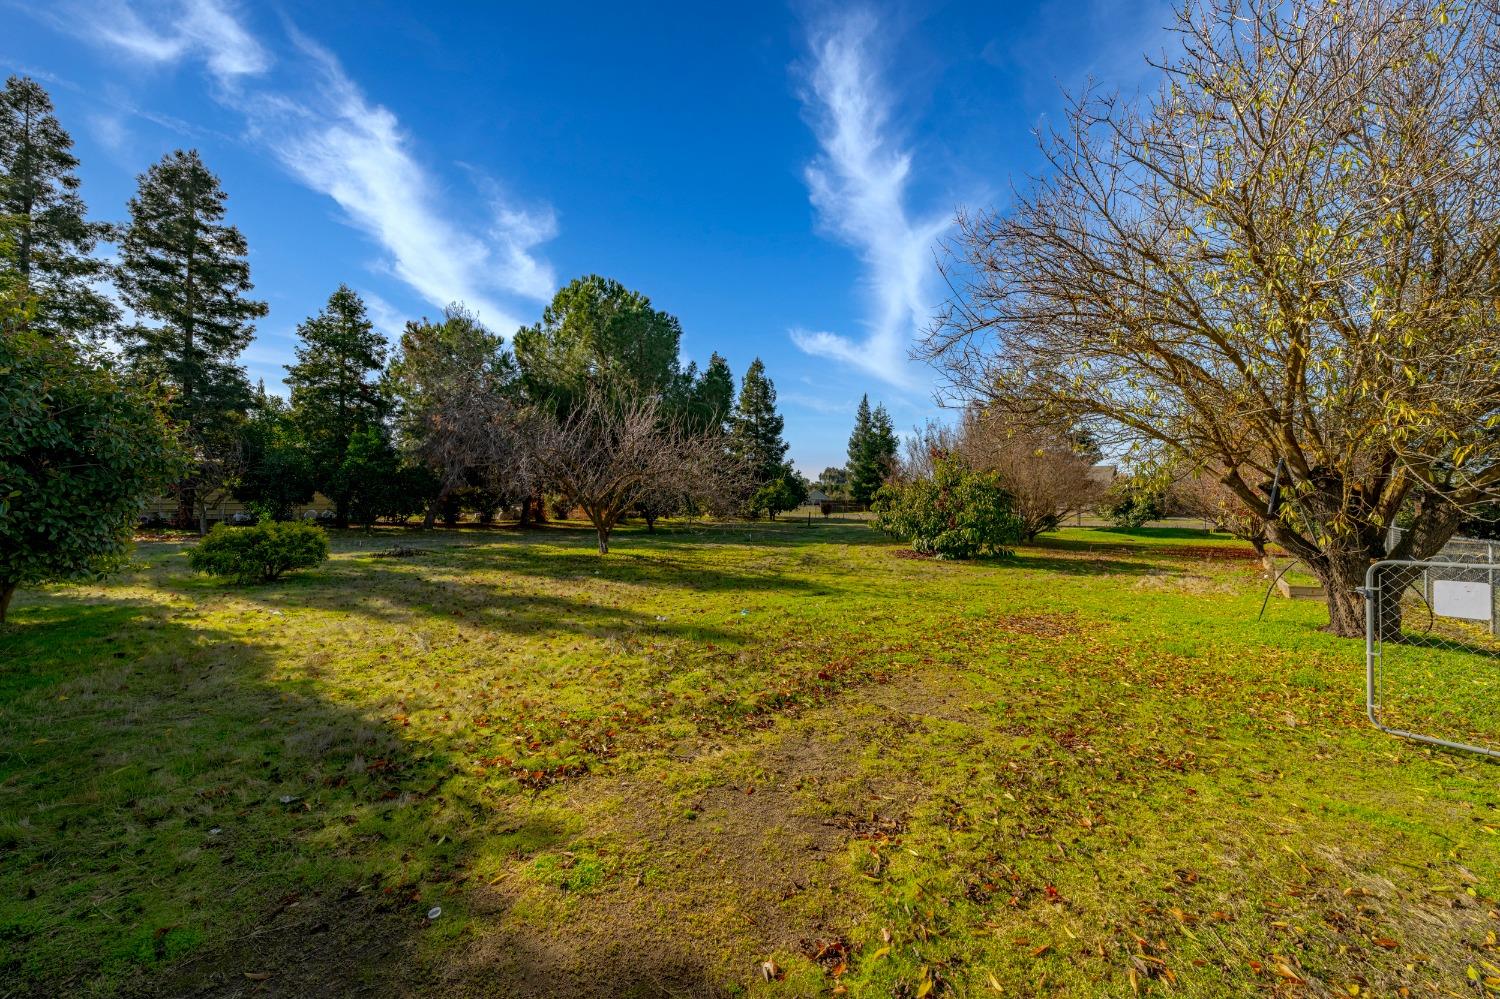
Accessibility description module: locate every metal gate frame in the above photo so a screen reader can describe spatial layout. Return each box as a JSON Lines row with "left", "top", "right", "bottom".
{"left": 1363, "top": 559, "right": 1500, "bottom": 759}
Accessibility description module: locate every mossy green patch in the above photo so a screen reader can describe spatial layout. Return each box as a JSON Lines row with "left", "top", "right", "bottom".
{"left": 1, "top": 521, "right": 1496, "bottom": 996}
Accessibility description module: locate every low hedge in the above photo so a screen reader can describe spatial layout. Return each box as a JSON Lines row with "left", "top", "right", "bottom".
{"left": 188, "top": 521, "right": 329, "bottom": 583}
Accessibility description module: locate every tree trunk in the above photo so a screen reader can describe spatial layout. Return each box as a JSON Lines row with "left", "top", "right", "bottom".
{"left": 1304, "top": 549, "right": 1377, "bottom": 639}
{"left": 1247, "top": 533, "right": 1267, "bottom": 560}
{"left": 644, "top": 512, "right": 657, "bottom": 533}
{"left": 335, "top": 498, "right": 350, "bottom": 531}
{"left": 423, "top": 502, "right": 438, "bottom": 530}
{"left": 1320, "top": 575, "right": 1368, "bottom": 638}
{"left": 596, "top": 525, "right": 610, "bottom": 554}
{"left": 175, "top": 482, "right": 195, "bottom": 530}
{"left": 0, "top": 582, "right": 15, "bottom": 623}
{"left": 1390, "top": 499, "right": 1465, "bottom": 562}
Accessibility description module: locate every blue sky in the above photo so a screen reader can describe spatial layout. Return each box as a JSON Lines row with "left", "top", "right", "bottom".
{"left": 6, "top": 0, "right": 1172, "bottom": 473}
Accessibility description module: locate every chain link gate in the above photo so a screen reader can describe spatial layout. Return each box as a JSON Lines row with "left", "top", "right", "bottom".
{"left": 1363, "top": 560, "right": 1500, "bottom": 759}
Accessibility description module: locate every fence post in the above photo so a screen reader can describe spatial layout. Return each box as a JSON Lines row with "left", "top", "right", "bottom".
{"left": 1490, "top": 543, "right": 1497, "bottom": 638}
{"left": 1364, "top": 562, "right": 1379, "bottom": 729}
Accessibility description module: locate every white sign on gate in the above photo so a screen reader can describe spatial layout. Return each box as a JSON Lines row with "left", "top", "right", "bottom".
{"left": 1432, "top": 579, "right": 1493, "bottom": 621}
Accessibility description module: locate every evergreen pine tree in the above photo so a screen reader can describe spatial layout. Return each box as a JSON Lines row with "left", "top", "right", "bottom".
{"left": 513, "top": 274, "right": 684, "bottom": 411}
{"left": 285, "top": 285, "right": 389, "bottom": 527}
{"left": 0, "top": 75, "right": 116, "bottom": 340}
{"left": 846, "top": 393, "right": 872, "bottom": 471}
{"left": 116, "top": 149, "right": 266, "bottom": 525}
{"left": 232, "top": 388, "right": 316, "bottom": 522}
{"left": 728, "top": 357, "right": 789, "bottom": 486}
{"left": 847, "top": 395, "right": 899, "bottom": 506}
{"left": 117, "top": 149, "right": 266, "bottom": 432}
{"left": 687, "top": 352, "right": 734, "bottom": 435}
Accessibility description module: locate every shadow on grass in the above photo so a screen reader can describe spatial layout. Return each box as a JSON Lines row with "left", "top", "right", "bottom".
{"left": 1064, "top": 525, "right": 1220, "bottom": 543}
{"left": 163, "top": 563, "right": 745, "bottom": 646}
{"left": 147, "top": 522, "right": 850, "bottom": 643}
{"left": 0, "top": 596, "right": 658, "bottom": 997}
{"left": 1008, "top": 551, "right": 1163, "bottom": 577}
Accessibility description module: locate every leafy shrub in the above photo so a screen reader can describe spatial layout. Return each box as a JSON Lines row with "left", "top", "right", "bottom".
{"left": 188, "top": 521, "right": 329, "bottom": 583}
{"left": 1098, "top": 476, "right": 1167, "bottom": 528}
{"left": 2, "top": 331, "right": 183, "bottom": 621}
{"left": 872, "top": 455, "right": 1023, "bottom": 559}
{"left": 749, "top": 474, "right": 806, "bottom": 520}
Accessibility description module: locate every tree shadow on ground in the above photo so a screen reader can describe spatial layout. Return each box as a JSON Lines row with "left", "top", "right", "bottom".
{"left": 1, "top": 596, "right": 591, "bottom": 998}
{"left": 1007, "top": 551, "right": 1164, "bottom": 577}
{"left": 454, "top": 540, "right": 843, "bottom": 594}
{"left": 146, "top": 528, "right": 845, "bottom": 646}
{"left": 228, "top": 569, "right": 747, "bottom": 645}
{"left": 2, "top": 590, "right": 791, "bottom": 998}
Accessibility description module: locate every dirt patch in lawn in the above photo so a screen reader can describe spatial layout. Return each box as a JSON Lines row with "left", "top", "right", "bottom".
{"left": 992, "top": 611, "right": 1079, "bottom": 639}
{"left": 1133, "top": 571, "right": 1242, "bottom": 595}
{"left": 435, "top": 676, "right": 951, "bottom": 998}
{"left": 113, "top": 887, "right": 431, "bottom": 999}
{"left": 1164, "top": 543, "right": 1263, "bottom": 562}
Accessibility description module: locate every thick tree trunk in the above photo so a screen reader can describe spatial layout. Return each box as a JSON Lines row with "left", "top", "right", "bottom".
{"left": 596, "top": 526, "right": 610, "bottom": 554}
{"left": 644, "top": 512, "right": 657, "bottom": 533}
{"left": 1320, "top": 573, "right": 1368, "bottom": 637}
{"left": 1389, "top": 500, "right": 1465, "bottom": 562}
{"left": 423, "top": 502, "right": 438, "bottom": 530}
{"left": 0, "top": 582, "right": 15, "bottom": 623}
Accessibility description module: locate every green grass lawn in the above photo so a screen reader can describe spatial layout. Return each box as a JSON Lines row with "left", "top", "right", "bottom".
{"left": 2, "top": 521, "right": 1498, "bottom": 997}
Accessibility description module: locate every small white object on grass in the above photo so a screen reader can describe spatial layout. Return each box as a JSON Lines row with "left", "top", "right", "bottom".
{"left": 427, "top": 906, "right": 442, "bottom": 920}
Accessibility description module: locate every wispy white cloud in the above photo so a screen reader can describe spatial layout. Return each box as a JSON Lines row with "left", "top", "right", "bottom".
{"left": 60, "top": 0, "right": 271, "bottom": 83}
{"left": 86, "top": 111, "right": 130, "bottom": 154}
{"left": 46, "top": 0, "right": 555, "bottom": 334}
{"left": 780, "top": 389, "right": 860, "bottom": 417}
{"left": 236, "top": 31, "right": 555, "bottom": 329}
{"left": 357, "top": 289, "right": 408, "bottom": 341}
{"left": 791, "top": 10, "right": 951, "bottom": 389}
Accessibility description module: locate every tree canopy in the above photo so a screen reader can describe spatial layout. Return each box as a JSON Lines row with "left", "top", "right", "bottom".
{"left": 388, "top": 305, "right": 529, "bottom": 527}
{"left": 846, "top": 394, "right": 898, "bottom": 506}
{"left": 728, "top": 358, "right": 789, "bottom": 487}
{"left": 0, "top": 331, "right": 181, "bottom": 620}
{"left": 286, "top": 285, "right": 390, "bottom": 527}
{"left": 919, "top": 0, "right": 1500, "bottom": 635}
{"left": 117, "top": 149, "right": 266, "bottom": 435}
{"left": 514, "top": 274, "right": 686, "bottom": 411}
{"left": 0, "top": 75, "right": 116, "bottom": 342}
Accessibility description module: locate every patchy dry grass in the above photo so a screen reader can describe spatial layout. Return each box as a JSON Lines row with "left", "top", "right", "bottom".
{"left": 1, "top": 521, "right": 1497, "bottom": 997}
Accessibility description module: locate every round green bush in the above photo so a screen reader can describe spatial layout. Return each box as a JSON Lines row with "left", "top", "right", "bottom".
{"left": 872, "top": 455, "right": 1023, "bottom": 559}
{"left": 188, "top": 521, "right": 329, "bottom": 583}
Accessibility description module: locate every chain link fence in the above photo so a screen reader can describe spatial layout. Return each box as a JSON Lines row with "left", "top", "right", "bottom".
{"left": 1364, "top": 559, "right": 1500, "bottom": 759}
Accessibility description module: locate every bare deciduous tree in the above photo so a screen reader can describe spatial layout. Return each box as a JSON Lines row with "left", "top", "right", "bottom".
{"left": 920, "top": 0, "right": 1500, "bottom": 636}
{"left": 956, "top": 409, "right": 1104, "bottom": 541}
{"left": 1168, "top": 466, "right": 1270, "bottom": 557}
{"left": 898, "top": 419, "right": 957, "bottom": 482}
{"left": 535, "top": 388, "right": 732, "bottom": 554}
